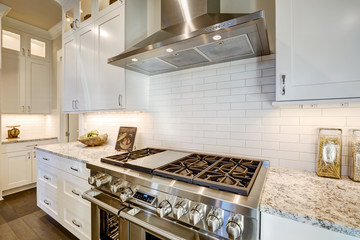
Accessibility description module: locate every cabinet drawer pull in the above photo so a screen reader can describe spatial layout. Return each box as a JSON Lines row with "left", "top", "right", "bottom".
{"left": 28, "top": 106, "right": 31, "bottom": 112}
{"left": 33, "top": 152, "right": 36, "bottom": 158}
{"left": 26, "top": 144, "right": 38, "bottom": 147}
{"left": 21, "top": 105, "right": 25, "bottom": 112}
{"left": 28, "top": 152, "right": 31, "bottom": 159}
{"left": 70, "top": 166, "right": 79, "bottom": 172}
{"left": 42, "top": 157, "right": 49, "bottom": 161}
{"left": 43, "top": 175, "right": 51, "bottom": 181}
{"left": 72, "top": 219, "right": 81, "bottom": 228}
{"left": 44, "top": 200, "right": 51, "bottom": 205}
{"left": 71, "top": 189, "right": 80, "bottom": 196}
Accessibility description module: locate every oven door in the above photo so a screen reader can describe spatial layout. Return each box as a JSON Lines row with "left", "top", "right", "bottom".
{"left": 82, "top": 189, "right": 220, "bottom": 240}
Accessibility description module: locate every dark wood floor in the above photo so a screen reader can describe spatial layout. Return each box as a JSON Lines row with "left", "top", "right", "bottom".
{"left": 0, "top": 188, "right": 78, "bottom": 240}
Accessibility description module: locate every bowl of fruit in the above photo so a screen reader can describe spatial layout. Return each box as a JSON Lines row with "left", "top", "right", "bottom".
{"left": 78, "top": 130, "right": 108, "bottom": 146}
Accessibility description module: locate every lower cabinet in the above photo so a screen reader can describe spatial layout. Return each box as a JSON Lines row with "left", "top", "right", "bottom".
{"left": 261, "top": 212, "right": 358, "bottom": 240}
{"left": 36, "top": 150, "right": 91, "bottom": 240}
{"left": 1, "top": 139, "right": 56, "bottom": 192}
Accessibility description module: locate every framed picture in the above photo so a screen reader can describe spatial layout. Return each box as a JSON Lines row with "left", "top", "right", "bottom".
{"left": 115, "top": 127, "right": 137, "bottom": 152}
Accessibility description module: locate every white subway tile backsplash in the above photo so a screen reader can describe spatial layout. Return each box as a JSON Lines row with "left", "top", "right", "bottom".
{"left": 81, "top": 56, "right": 359, "bottom": 175}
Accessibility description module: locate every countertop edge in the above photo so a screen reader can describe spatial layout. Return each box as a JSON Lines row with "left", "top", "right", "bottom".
{"left": 259, "top": 205, "right": 360, "bottom": 238}
{"left": 35, "top": 146, "right": 88, "bottom": 164}
{"left": 2, "top": 137, "right": 58, "bottom": 144}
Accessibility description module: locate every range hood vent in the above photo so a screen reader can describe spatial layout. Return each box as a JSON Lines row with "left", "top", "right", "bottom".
{"left": 108, "top": 0, "right": 270, "bottom": 76}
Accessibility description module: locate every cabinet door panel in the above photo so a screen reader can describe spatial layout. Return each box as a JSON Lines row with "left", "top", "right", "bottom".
{"left": 1, "top": 52, "right": 26, "bottom": 113}
{"left": 63, "top": 35, "right": 78, "bottom": 112}
{"left": 1, "top": 151, "right": 32, "bottom": 190}
{"left": 276, "top": 0, "right": 360, "bottom": 102}
{"left": 94, "top": 6, "right": 125, "bottom": 110}
{"left": 77, "top": 24, "right": 95, "bottom": 111}
{"left": 27, "top": 58, "right": 50, "bottom": 113}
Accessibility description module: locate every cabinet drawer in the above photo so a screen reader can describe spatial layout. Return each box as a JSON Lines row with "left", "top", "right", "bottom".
{"left": 63, "top": 199, "right": 91, "bottom": 240}
{"left": 38, "top": 163, "right": 58, "bottom": 191}
{"left": 62, "top": 171, "right": 90, "bottom": 206}
{"left": 64, "top": 159, "right": 90, "bottom": 180}
{"left": 37, "top": 186, "right": 58, "bottom": 220}
{"left": 37, "top": 150, "right": 63, "bottom": 169}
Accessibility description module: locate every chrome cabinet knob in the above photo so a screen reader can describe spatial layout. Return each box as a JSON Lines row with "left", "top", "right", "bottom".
{"left": 110, "top": 180, "right": 128, "bottom": 194}
{"left": 157, "top": 200, "right": 172, "bottom": 218}
{"left": 226, "top": 214, "right": 244, "bottom": 240}
{"left": 88, "top": 173, "right": 105, "bottom": 185}
{"left": 95, "top": 174, "right": 111, "bottom": 187}
{"left": 173, "top": 199, "right": 191, "bottom": 219}
{"left": 206, "top": 208, "right": 224, "bottom": 232}
{"left": 189, "top": 203, "right": 206, "bottom": 225}
{"left": 120, "top": 187, "right": 133, "bottom": 202}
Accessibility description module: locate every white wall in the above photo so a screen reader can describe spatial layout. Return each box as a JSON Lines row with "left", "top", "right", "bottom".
{"left": 82, "top": 55, "right": 360, "bottom": 175}
{"left": 1, "top": 114, "right": 58, "bottom": 140}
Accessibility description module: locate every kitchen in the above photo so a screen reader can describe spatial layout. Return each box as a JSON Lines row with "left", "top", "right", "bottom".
{"left": 0, "top": 0, "right": 359, "bottom": 240}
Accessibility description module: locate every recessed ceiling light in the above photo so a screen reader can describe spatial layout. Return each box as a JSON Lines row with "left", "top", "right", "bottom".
{"left": 212, "top": 35, "right": 222, "bottom": 41}
{"left": 166, "top": 48, "right": 174, "bottom": 53}
{"left": 131, "top": 58, "right": 138, "bottom": 62}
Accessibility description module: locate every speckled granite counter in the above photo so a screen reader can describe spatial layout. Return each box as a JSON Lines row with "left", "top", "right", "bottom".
{"left": 260, "top": 167, "right": 360, "bottom": 238}
{"left": 2, "top": 137, "right": 58, "bottom": 144}
{"left": 35, "top": 141, "right": 121, "bottom": 163}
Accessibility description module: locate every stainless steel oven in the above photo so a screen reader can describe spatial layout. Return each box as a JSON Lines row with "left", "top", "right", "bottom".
{"left": 83, "top": 148, "right": 269, "bottom": 240}
{"left": 83, "top": 188, "right": 220, "bottom": 240}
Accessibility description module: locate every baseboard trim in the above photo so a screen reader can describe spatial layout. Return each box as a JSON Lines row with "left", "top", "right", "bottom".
{"left": 2, "top": 183, "right": 36, "bottom": 197}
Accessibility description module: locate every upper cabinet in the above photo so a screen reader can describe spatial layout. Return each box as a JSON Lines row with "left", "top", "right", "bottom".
{"left": 1, "top": 27, "right": 51, "bottom": 114}
{"left": 275, "top": 0, "right": 360, "bottom": 104}
{"left": 62, "top": 0, "right": 148, "bottom": 113}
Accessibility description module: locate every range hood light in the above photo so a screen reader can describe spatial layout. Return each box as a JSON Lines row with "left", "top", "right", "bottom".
{"left": 212, "top": 35, "right": 222, "bottom": 41}
{"left": 166, "top": 48, "right": 174, "bottom": 53}
{"left": 131, "top": 58, "right": 138, "bottom": 62}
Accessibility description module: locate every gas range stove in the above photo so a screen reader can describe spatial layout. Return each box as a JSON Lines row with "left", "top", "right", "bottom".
{"left": 84, "top": 148, "right": 268, "bottom": 240}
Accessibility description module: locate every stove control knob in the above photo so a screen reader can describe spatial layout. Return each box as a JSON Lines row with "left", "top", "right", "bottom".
{"left": 157, "top": 200, "right": 172, "bottom": 218}
{"left": 189, "top": 203, "right": 206, "bottom": 225}
{"left": 206, "top": 208, "right": 224, "bottom": 232}
{"left": 226, "top": 214, "right": 244, "bottom": 240}
{"left": 173, "top": 199, "right": 191, "bottom": 219}
{"left": 88, "top": 173, "right": 105, "bottom": 186}
{"left": 95, "top": 174, "right": 111, "bottom": 187}
{"left": 120, "top": 187, "right": 133, "bottom": 202}
{"left": 110, "top": 180, "right": 128, "bottom": 194}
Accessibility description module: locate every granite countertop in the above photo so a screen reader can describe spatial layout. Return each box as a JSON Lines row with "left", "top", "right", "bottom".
{"left": 260, "top": 167, "right": 360, "bottom": 238}
{"left": 35, "top": 141, "right": 122, "bottom": 163}
{"left": 2, "top": 137, "right": 58, "bottom": 144}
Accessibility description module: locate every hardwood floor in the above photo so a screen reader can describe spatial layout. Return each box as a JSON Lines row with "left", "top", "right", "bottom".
{"left": 0, "top": 188, "right": 78, "bottom": 240}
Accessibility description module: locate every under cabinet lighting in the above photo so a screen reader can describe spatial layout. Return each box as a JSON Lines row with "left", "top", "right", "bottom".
{"left": 131, "top": 58, "right": 138, "bottom": 62}
{"left": 166, "top": 48, "right": 174, "bottom": 53}
{"left": 212, "top": 35, "right": 222, "bottom": 41}
{"left": 66, "top": 16, "right": 71, "bottom": 22}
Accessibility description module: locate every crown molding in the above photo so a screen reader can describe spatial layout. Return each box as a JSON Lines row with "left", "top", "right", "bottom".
{"left": 49, "top": 21, "right": 62, "bottom": 40}
{"left": 0, "top": 3, "right": 11, "bottom": 17}
{"left": 2, "top": 17, "right": 52, "bottom": 39}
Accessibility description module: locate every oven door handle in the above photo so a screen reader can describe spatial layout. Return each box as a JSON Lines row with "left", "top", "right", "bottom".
{"left": 82, "top": 189, "right": 123, "bottom": 216}
{"left": 120, "top": 211, "right": 187, "bottom": 240}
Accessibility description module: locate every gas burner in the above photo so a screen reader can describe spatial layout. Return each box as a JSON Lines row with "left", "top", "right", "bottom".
{"left": 153, "top": 154, "right": 223, "bottom": 183}
{"left": 101, "top": 148, "right": 166, "bottom": 167}
{"left": 193, "top": 158, "right": 262, "bottom": 196}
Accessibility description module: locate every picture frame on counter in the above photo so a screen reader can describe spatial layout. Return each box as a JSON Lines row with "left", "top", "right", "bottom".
{"left": 115, "top": 127, "right": 137, "bottom": 152}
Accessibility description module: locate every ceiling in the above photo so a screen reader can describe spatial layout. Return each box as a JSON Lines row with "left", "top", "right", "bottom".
{"left": 0, "top": 0, "right": 61, "bottom": 30}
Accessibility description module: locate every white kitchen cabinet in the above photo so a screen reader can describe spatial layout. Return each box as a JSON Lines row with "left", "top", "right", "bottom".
{"left": 92, "top": 4, "right": 125, "bottom": 110}
{"left": 275, "top": 0, "right": 360, "bottom": 103}
{"left": 261, "top": 212, "right": 358, "bottom": 240}
{"left": 0, "top": 139, "right": 56, "bottom": 192}
{"left": 62, "top": 24, "right": 94, "bottom": 112}
{"left": 1, "top": 27, "right": 51, "bottom": 113}
{"left": 62, "top": 0, "right": 148, "bottom": 112}
{"left": 37, "top": 150, "right": 91, "bottom": 240}
{"left": 1, "top": 150, "right": 32, "bottom": 190}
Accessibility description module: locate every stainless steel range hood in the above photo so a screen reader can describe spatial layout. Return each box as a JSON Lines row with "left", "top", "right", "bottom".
{"left": 108, "top": 0, "right": 270, "bottom": 76}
